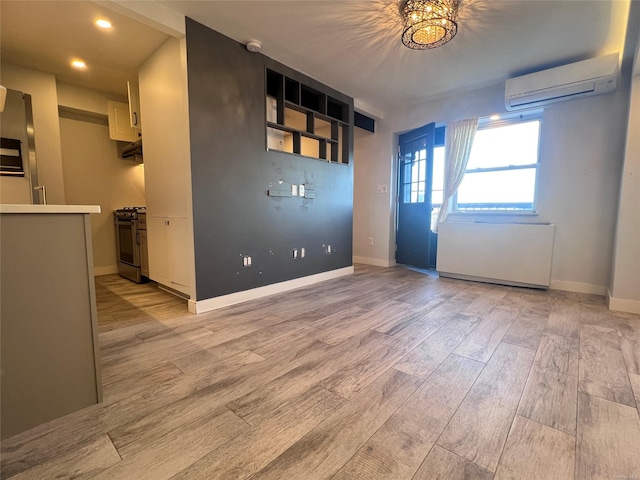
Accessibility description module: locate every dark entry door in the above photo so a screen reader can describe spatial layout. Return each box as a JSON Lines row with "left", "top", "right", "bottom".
{"left": 396, "top": 123, "right": 436, "bottom": 269}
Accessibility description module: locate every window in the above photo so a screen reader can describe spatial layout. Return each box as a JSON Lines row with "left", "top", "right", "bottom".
{"left": 401, "top": 137, "right": 428, "bottom": 204}
{"left": 454, "top": 113, "right": 542, "bottom": 213}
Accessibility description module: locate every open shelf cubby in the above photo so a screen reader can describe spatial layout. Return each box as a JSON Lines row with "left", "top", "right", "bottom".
{"left": 266, "top": 68, "right": 350, "bottom": 164}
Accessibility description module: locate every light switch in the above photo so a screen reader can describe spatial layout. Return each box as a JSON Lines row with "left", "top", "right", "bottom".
{"left": 291, "top": 184, "right": 298, "bottom": 196}
{"left": 299, "top": 184, "right": 305, "bottom": 197}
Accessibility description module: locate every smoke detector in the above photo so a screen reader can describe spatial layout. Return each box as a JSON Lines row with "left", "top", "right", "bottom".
{"left": 246, "top": 40, "right": 262, "bottom": 53}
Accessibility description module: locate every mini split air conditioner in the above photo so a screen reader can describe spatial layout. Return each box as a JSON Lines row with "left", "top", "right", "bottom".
{"left": 505, "top": 53, "right": 618, "bottom": 111}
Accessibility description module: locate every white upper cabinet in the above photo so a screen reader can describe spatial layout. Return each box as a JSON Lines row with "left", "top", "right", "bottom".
{"left": 107, "top": 100, "right": 139, "bottom": 142}
{"left": 127, "top": 80, "right": 142, "bottom": 130}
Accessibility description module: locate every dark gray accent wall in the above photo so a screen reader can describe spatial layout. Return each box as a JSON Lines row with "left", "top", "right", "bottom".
{"left": 185, "top": 18, "right": 354, "bottom": 301}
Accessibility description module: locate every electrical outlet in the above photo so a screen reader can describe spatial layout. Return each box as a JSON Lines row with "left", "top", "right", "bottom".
{"left": 326, "top": 244, "right": 332, "bottom": 254}
{"left": 368, "top": 237, "right": 374, "bottom": 246}
{"left": 376, "top": 184, "right": 388, "bottom": 193}
{"left": 242, "top": 256, "right": 252, "bottom": 267}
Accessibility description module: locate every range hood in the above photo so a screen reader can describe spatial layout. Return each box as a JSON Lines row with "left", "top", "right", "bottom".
{"left": 121, "top": 139, "right": 142, "bottom": 162}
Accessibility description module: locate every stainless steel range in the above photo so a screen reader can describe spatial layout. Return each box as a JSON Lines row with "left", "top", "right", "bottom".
{"left": 114, "top": 207, "right": 149, "bottom": 283}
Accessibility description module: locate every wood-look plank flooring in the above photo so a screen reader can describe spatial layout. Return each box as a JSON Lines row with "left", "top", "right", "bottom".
{"left": 2, "top": 267, "right": 640, "bottom": 479}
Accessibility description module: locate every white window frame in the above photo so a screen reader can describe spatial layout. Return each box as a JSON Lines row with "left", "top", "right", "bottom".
{"left": 453, "top": 109, "right": 543, "bottom": 214}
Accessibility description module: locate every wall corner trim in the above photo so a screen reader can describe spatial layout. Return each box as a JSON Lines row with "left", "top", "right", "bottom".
{"left": 608, "top": 291, "right": 640, "bottom": 314}
{"left": 353, "top": 256, "right": 396, "bottom": 268}
{"left": 549, "top": 279, "right": 607, "bottom": 296}
{"left": 190, "top": 266, "right": 354, "bottom": 314}
{"left": 93, "top": 265, "right": 120, "bottom": 276}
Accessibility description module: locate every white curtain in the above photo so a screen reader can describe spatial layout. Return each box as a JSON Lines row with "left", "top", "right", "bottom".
{"left": 434, "top": 117, "right": 479, "bottom": 232}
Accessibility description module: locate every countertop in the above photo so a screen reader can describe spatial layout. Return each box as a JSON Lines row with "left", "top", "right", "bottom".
{"left": 0, "top": 204, "right": 101, "bottom": 214}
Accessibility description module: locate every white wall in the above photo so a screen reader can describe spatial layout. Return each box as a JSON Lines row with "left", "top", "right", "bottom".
{"left": 1, "top": 63, "right": 65, "bottom": 205}
{"left": 59, "top": 115, "right": 145, "bottom": 275}
{"left": 57, "top": 81, "right": 127, "bottom": 116}
{"left": 609, "top": 55, "right": 640, "bottom": 312}
{"left": 56, "top": 82, "right": 146, "bottom": 275}
{"left": 353, "top": 74, "right": 631, "bottom": 295}
{"left": 139, "top": 36, "right": 196, "bottom": 300}
{"left": 353, "top": 127, "right": 395, "bottom": 266}
{"left": 536, "top": 85, "right": 628, "bottom": 294}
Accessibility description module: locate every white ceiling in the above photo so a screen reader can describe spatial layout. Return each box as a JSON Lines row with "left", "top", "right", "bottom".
{"left": 0, "top": 1, "right": 631, "bottom": 117}
{"left": 0, "top": 1, "right": 170, "bottom": 96}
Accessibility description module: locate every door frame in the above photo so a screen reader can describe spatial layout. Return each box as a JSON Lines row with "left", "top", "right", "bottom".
{"left": 395, "top": 123, "right": 435, "bottom": 269}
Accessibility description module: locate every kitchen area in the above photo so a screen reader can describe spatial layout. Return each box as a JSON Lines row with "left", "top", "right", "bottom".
{"left": 0, "top": 72, "right": 189, "bottom": 439}
{"left": 0, "top": 1, "right": 194, "bottom": 294}
{"left": 0, "top": 1, "right": 195, "bottom": 439}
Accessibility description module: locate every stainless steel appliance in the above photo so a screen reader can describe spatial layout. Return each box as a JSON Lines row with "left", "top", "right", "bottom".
{"left": 114, "top": 207, "right": 148, "bottom": 283}
{"left": 0, "top": 88, "right": 45, "bottom": 204}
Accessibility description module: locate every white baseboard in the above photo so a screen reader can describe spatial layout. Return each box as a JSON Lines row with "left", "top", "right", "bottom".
{"left": 549, "top": 280, "right": 607, "bottom": 296}
{"left": 607, "top": 293, "right": 640, "bottom": 315}
{"left": 190, "top": 266, "right": 354, "bottom": 314}
{"left": 439, "top": 272, "right": 547, "bottom": 289}
{"left": 94, "top": 265, "right": 119, "bottom": 276}
{"left": 353, "top": 256, "right": 396, "bottom": 268}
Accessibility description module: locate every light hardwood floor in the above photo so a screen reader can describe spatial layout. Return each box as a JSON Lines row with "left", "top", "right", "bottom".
{"left": 2, "top": 265, "right": 640, "bottom": 479}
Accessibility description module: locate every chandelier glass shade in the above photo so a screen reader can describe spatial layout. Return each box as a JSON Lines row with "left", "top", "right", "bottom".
{"left": 400, "top": 0, "right": 459, "bottom": 50}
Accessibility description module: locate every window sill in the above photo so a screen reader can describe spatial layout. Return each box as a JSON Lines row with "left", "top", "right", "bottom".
{"left": 449, "top": 211, "right": 539, "bottom": 217}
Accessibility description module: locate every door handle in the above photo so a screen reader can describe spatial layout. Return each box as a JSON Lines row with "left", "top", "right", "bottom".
{"left": 34, "top": 185, "right": 46, "bottom": 205}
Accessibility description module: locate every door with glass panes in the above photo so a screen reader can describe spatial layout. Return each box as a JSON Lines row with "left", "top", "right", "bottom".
{"left": 396, "top": 123, "right": 438, "bottom": 269}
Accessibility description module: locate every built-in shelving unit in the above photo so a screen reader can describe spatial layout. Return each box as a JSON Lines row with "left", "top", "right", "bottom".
{"left": 266, "top": 69, "right": 350, "bottom": 164}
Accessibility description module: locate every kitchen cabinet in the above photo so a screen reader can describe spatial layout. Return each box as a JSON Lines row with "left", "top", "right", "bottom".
{"left": 107, "top": 100, "right": 139, "bottom": 142}
{"left": 147, "top": 215, "right": 190, "bottom": 295}
{"left": 127, "top": 80, "right": 142, "bottom": 130}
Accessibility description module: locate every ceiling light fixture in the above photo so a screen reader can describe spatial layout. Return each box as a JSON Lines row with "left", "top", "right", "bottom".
{"left": 95, "top": 19, "right": 112, "bottom": 29}
{"left": 71, "top": 59, "right": 87, "bottom": 69}
{"left": 399, "top": 0, "right": 459, "bottom": 50}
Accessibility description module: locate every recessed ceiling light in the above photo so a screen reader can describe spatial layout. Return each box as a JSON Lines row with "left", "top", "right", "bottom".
{"left": 71, "top": 59, "right": 87, "bottom": 70}
{"left": 95, "top": 18, "right": 112, "bottom": 29}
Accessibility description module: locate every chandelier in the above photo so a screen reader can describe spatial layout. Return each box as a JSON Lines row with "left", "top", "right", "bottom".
{"left": 400, "top": 0, "right": 459, "bottom": 50}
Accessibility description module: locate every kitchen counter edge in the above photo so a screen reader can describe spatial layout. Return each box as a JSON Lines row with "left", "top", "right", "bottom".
{"left": 0, "top": 204, "right": 101, "bottom": 214}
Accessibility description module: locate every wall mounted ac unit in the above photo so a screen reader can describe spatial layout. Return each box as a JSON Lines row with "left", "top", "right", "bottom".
{"left": 505, "top": 53, "right": 618, "bottom": 111}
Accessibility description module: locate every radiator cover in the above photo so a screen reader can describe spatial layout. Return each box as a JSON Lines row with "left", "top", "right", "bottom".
{"left": 436, "top": 222, "right": 555, "bottom": 288}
